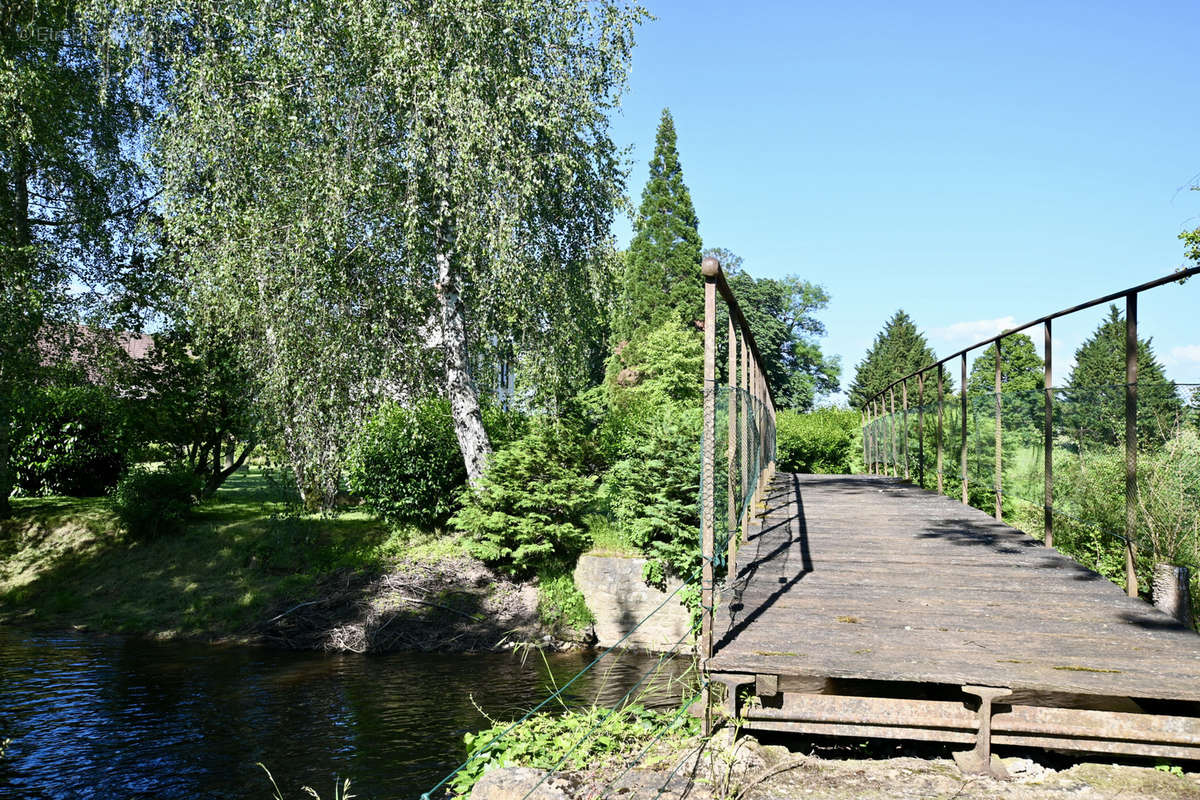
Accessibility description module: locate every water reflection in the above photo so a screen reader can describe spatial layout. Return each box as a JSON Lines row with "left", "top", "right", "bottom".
{"left": 0, "top": 630, "right": 693, "bottom": 799}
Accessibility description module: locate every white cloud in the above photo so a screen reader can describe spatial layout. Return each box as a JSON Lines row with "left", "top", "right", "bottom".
{"left": 929, "top": 316, "right": 1018, "bottom": 347}
{"left": 1163, "top": 344, "right": 1200, "bottom": 367}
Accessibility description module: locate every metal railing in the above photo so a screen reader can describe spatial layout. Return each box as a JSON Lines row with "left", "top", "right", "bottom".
{"left": 862, "top": 266, "right": 1199, "bottom": 598}
{"left": 699, "top": 255, "right": 778, "bottom": 732}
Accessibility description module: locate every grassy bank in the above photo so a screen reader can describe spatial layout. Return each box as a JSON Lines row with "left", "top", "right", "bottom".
{"left": 0, "top": 468, "right": 458, "bottom": 639}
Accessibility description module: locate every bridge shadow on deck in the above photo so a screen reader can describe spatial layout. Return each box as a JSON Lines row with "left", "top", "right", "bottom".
{"left": 716, "top": 474, "right": 812, "bottom": 653}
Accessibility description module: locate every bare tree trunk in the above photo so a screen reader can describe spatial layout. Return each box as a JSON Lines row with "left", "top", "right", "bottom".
{"left": 1153, "top": 563, "right": 1195, "bottom": 629}
{"left": 436, "top": 252, "right": 491, "bottom": 483}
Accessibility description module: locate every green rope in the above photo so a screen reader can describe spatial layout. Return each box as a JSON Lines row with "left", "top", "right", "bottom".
{"left": 592, "top": 682, "right": 710, "bottom": 800}
{"left": 516, "top": 617, "right": 704, "bottom": 800}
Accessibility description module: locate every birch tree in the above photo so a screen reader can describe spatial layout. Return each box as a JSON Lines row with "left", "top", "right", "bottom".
{"left": 89, "top": 0, "right": 642, "bottom": 500}
{"left": 2, "top": 0, "right": 156, "bottom": 515}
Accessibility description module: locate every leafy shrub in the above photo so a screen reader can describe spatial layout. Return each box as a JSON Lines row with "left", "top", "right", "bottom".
{"left": 604, "top": 406, "right": 701, "bottom": 588}
{"left": 451, "top": 419, "right": 596, "bottom": 575}
{"left": 12, "top": 384, "right": 136, "bottom": 496}
{"left": 111, "top": 464, "right": 202, "bottom": 540}
{"left": 536, "top": 567, "right": 595, "bottom": 633}
{"left": 605, "top": 322, "right": 704, "bottom": 411}
{"left": 347, "top": 398, "right": 527, "bottom": 529}
{"left": 1136, "top": 429, "right": 1200, "bottom": 567}
{"left": 347, "top": 399, "right": 465, "bottom": 528}
{"left": 775, "top": 407, "right": 858, "bottom": 473}
{"left": 448, "top": 704, "right": 699, "bottom": 798}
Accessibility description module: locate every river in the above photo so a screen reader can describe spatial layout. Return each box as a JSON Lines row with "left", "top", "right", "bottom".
{"left": 0, "top": 629, "right": 692, "bottom": 799}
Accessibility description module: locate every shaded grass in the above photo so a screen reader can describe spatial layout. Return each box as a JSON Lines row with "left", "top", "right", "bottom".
{"left": 584, "top": 514, "right": 641, "bottom": 558}
{"left": 0, "top": 467, "right": 461, "bottom": 638}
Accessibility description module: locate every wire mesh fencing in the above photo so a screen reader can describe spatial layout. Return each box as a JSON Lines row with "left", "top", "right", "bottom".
{"left": 862, "top": 382, "right": 1200, "bottom": 601}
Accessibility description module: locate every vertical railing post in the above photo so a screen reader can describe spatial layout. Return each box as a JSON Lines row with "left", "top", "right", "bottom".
{"left": 937, "top": 364, "right": 945, "bottom": 495}
{"left": 868, "top": 400, "right": 874, "bottom": 474}
{"left": 1044, "top": 320, "right": 1054, "bottom": 548}
{"left": 700, "top": 257, "right": 718, "bottom": 733}
{"left": 740, "top": 331, "right": 749, "bottom": 546}
{"left": 889, "top": 386, "right": 897, "bottom": 477}
{"left": 867, "top": 400, "right": 874, "bottom": 474}
{"left": 878, "top": 395, "right": 888, "bottom": 472}
{"left": 861, "top": 410, "right": 867, "bottom": 473}
{"left": 753, "top": 360, "right": 764, "bottom": 507}
{"left": 1124, "top": 291, "right": 1139, "bottom": 598}
{"left": 727, "top": 317, "right": 738, "bottom": 572}
{"left": 994, "top": 338, "right": 1003, "bottom": 520}
{"left": 902, "top": 380, "right": 910, "bottom": 481}
{"left": 961, "top": 353, "right": 968, "bottom": 505}
{"left": 917, "top": 373, "right": 925, "bottom": 488}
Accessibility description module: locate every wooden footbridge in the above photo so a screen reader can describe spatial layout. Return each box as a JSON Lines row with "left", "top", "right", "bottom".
{"left": 697, "top": 258, "right": 1200, "bottom": 774}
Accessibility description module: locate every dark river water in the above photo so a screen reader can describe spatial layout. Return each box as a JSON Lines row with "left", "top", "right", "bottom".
{"left": 0, "top": 629, "right": 691, "bottom": 800}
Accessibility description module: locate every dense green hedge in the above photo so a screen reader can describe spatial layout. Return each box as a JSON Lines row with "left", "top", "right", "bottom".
{"left": 346, "top": 398, "right": 526, "bottom": 529}
{"left": 111, "top": 464, "right": 202, "bottom": 540}
{"left": 775, "top": 407, "right": 859, "bottom": 474}
{"left": 12, "top": 385, "right": 136, "bottom": 496}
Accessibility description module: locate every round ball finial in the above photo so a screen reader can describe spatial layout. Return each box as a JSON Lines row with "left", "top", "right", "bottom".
{"left": 701, "top": 256, "right": 721, "bottom": 278}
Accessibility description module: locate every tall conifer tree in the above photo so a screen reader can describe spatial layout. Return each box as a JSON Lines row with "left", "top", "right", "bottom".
{"left": 619, "top": 108, "right": 702, "bottom": 339}
{"left": 1063, "top": 305, "right": 1181, "bottom": 444}
{"left": 849, "top": 310, "right": 946, "bottom": 410}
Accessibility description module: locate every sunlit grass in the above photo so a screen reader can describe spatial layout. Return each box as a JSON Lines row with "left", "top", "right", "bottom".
{"left": 0, "top": 466, "right": 463, "bottom": 638}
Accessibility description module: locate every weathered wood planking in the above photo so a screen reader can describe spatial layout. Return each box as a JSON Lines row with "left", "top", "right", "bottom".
{"left": 710, "top": 473, "right": 1200, "bottom": 703}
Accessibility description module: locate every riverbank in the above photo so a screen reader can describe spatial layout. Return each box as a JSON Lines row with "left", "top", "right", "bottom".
{"left": 0, "top": 468, "right": 584, "bottom": 651}
{"left": 471, "top": 734, "right": 1200, "bottom": 800}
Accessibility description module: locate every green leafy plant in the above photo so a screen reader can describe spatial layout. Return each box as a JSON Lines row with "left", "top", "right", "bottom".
{"left": 110, "top": 464, "right": 202, "bottom": 540}
{"left": 604, "top": 406, "right": 701, "bottom": 589}
{"left": 12, "top": 384, "right": 136, "bottom": 496}
{"left": 1154, "top": 762, "right": 1185, "bottom": 777}
{"left": 452, "top": 419, "right": 596, "bottom": 575}
{"left": 536, "top": 567, "right": 595, "bottom": 633}
{"left": 775, "top": 407, "right": 858, "bottom": 473}
{"left": 447, "top": 704, "right": 699, "bottom": 798}
{"left": 347, "top": 399, "right": 468, "bottom": 528}
{"left": 348, "top": 399, "right": 528, "bottom": 529}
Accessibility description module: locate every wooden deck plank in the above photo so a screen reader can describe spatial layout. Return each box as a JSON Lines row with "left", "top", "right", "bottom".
{"left": 710, "top": 473, "right": 1200, "bottom": 704}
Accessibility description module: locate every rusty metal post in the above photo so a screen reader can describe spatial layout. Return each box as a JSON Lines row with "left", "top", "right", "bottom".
{"left": 902, "top": 380, "right": 910, "bottom": 481}
{"left": 1124, "top": 292, "right": 1139, "bottom": 598}
{"left": 889, "top": 387, "right": 897, "bottom": 477}
{"left": 740, "top": 331, "right": 749, "bottom": 544}
{"left": 961, "top": 353, "right": 968, "bottom": 504}
{"left": 753, "top": 360, "right": 764, "bottom": 507}
{"left": 727, "top": 317, "right": 738, "bottom": 572}
{"left": 868, "top": 398, "right": 878, "bottom": 472}
{"left": 917, "top": 373, "right": 925, "bottom": 488}
{"left": 868, "top": 400, "right": 878, "bottom": 474}
{"left": 1044, "top": 320, "right": 1054, "bottom": 548}
{"left": 861, "top": 410, "right": 868, "bottom": 473}
{"left": 700, "top": 257, "right": 718, "bottom": 734}
{"left": 994, "top": 338, "right": 1003, "bottom": 520}
{"left": 878, "top": 395, "right": 888, "bottom": 472}
{"left": 870, "top": 402, "right": 877, "bottom": 475}
{"left": 937, "top": 364, "right": 945, "bottom": 495}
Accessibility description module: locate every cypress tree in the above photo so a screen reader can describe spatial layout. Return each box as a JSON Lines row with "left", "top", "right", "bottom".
{"left": 618, "top": 109, "right": 702, "bottom": 340}
{"left": 849, "top": 310, "right": 947, "bottom": 410}
{"left": 966, "top": 333, "right": 1045, "bottom": 432}
{"left": 1063, "top": 305, "right": 1182, "bottom": 445}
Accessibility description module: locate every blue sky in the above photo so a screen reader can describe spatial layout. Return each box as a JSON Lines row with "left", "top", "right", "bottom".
{"left": 606, "top": 0, "right": 1200, "bottom": 400}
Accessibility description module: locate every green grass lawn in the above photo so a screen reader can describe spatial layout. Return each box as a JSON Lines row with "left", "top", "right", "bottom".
{"left": 0, "top": 467, "right": 454, "bottom": 638}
